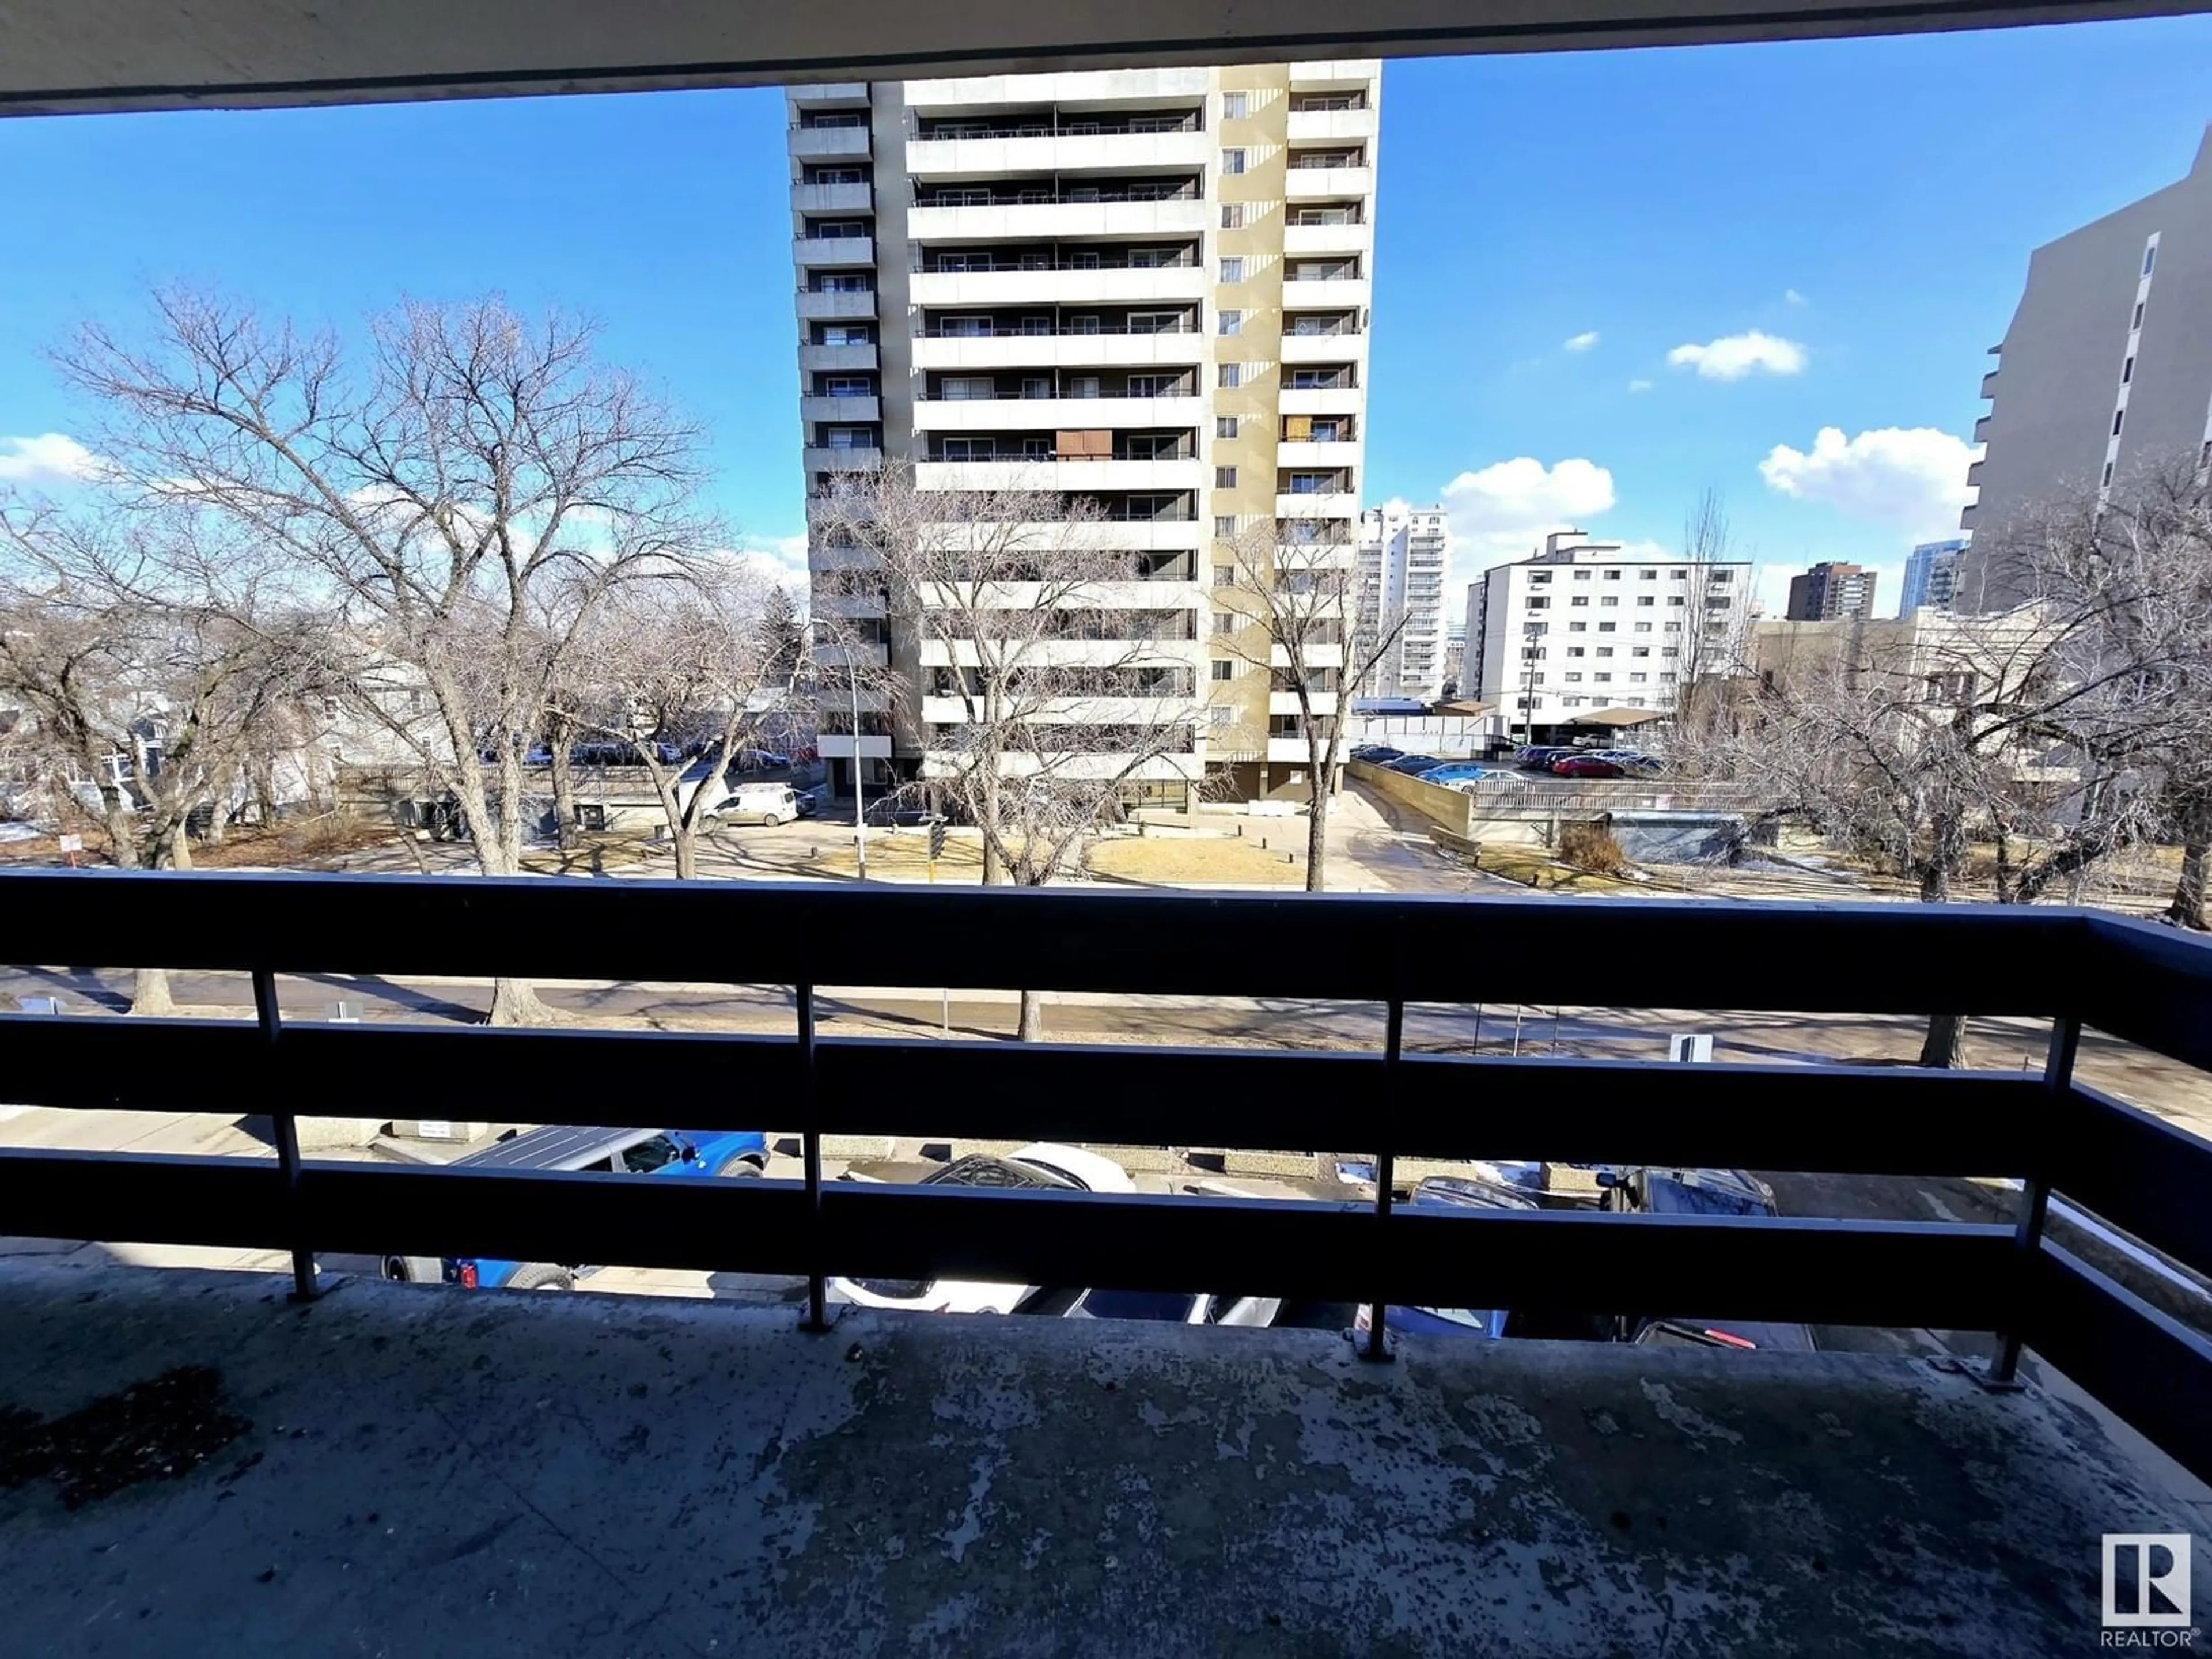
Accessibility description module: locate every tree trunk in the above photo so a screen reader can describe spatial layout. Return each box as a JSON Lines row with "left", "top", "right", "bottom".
{"left": 1018, "top": 988, "right": 1043, "bottom": 1043}
{"left": 1917, "top": 817, "right": 1965, "bottom": 1067}
{"left": 1303, "top": 738, "right": 1332, "bottom": 893}
{"left": 130, "top": 967, "right": 177, "bottom": 1017}
{"left": 488, "top": 976, "right": 558, "bottom": 1027}
{"left": 547, "top": 718, "right": 579, "bottom": 850}
{"left": 672, "top": 828, "right": 699, "bottom": 881}
{"left": 2169, "top": 839, "right": 2210, "bottom": 930}
{"left": 1919, "top": 1013, "right": 1965, "bottom": 1069}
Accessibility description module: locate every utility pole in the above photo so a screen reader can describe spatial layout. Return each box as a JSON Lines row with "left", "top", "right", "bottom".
{"left": 1520, "top": 623, "right": 1542, "bottom": 745}
{"left": 849, "top": 664, "right": 868, "bottom": 881}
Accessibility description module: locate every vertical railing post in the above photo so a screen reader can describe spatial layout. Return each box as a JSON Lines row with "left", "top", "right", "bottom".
{"left": 796, "top": 980, "right": 830, "bottom": 1332}
{"left": 1362, "top": 995, "right": 1403, "bottom": 1363}
{"left": 252, "top": 968, "right": 317, "bottom": 1303}
{"left": 1990, "top": 1013, "right": 2080, "bottom": 1384}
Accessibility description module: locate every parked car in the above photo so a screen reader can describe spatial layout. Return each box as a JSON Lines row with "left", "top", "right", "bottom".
{"left": 1352, "top": 1176, "right": 1540, "bottom": 1341}
{"left": 709, "top": 783, "right": 801, "bottom": 825}
{"left": 1056, "top": 1289, "right": 1281, "bottom": 1327}
{"left": 791, "top": 786, "right": 822, "bottom": 819}
{"left": 1419, "top": 762, "right": 1509, "bottom": 786}
{"left": 382, "top": 1123, "right": 770, "bottom": 1291}
{"left": 1551, "top": 755, "right": 1624, "bottom": 779}
{"left": 1517, "top": 745, "right": 1576, "bottom": 771}
{"left": 1601, "top": 1167, "right": 1812, "bottom": 1350}
{"left": 1351, "top": 745, "right": 1402, "bottom": 764}
{"left": 863, "top": 798, "right": 938, "bottom": 828}
{"left": 1381, "top": 753, "right": 1445, "bottom": 775}
{"left": 830, "top": 1144, "right": 1133, "bottom": 1315}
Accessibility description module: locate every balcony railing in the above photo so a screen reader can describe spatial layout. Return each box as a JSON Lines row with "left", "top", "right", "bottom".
{"left": 915, "top": 255, "right": 1199, "bottom": 274}
{"left": 1, "top": 872, "right": 2208, "bottom": 1485}
{"left": 919, "top": 323, "right": 1196, "bottom": 338}
{"left": 916, "top": 185, "right": 1199, "bottom": 207}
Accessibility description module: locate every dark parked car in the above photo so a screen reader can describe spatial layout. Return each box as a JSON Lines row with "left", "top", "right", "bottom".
{"left": 1381, "top": 754, "right": 1444, "bottom": 775}
{"left": 1516, "top": 745, "right": 1577, "bottom": 770}
{"left": 1352, "top": 745, "right": 1403, "bottom": 763}
{"left": 1601, "top": 1168, "right": 1812, "bottom": 1350}
{"left": 1352, "top": 1176, "right": 1540, "bottom": 1342}
{"left": 791, "top": 787, "right": 821, "bottom": 819}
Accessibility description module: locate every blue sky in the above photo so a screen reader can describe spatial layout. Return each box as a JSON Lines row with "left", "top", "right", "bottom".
{"left": 2, "top": 17, "right": 2209, "bottom": 615}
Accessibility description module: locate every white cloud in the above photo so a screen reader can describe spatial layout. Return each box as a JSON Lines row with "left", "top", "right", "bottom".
{"left": 1626, "top": 379, "right": 1654, "bottom": 394}
{"left": 1758, "top": 425, "right": 1976, "bottom": 540}
{"left": 741, "top": 532, "right": 809, "bottom": 573}
{"left": 1563, "top": 331, "right": 1601, "bottom": 353}
{"left": 1442, "top": 456, "right": 1616, "bottom": 561}
{"left": 1785, "top": 289, "right": 1809, "bottom": 307}
{"left": 0, "top": 433, "right": 103, "bottom": 487}
{"left": 1666, "top": 331, "right": 1808, "bottom": 381}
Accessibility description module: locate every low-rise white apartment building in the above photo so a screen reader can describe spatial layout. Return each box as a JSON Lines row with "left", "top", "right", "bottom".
{"left": 1355, "top": 503, "right": 1448, "bottom": 700}
{"left": 1463, "top": 533, "right": 1752, "bottom": 736}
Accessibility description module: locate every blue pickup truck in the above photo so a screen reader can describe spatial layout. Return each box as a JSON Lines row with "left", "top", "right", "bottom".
{"left": 381, "top": 1123, "right": 770, "bottom": 1291}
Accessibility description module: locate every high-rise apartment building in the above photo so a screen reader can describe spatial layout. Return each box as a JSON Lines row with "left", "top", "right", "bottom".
{"left": 1961, "top": 125, "right": 2212, "bottom": 609}
{"left": 1785, "top": 561, "right": 1878, "bottom": 622}
{"left": 1463, "top": 533, "right": 1752, "bottom": 735}
{"left": 1900, "top": 538, "right": 1967, "bottom": 614}
{"left": 1355, "top": 503, "right": 1449, "bottom": 700}
{"left": 786, "top": 65, "right": 1382, "bottom": 806}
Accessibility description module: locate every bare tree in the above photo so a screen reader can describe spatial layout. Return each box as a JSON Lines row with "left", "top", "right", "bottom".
{"left": 1221, "top": 518, "right": 1406, "bottom": 891}
{"left": 814, "top": 463, "right": 1202, "bottom": 1039}
{"left": 0, "top": 502, "right": 325, "bottom": 1012}
{"left": 61, "top": 289, "right": 719, "bottom": 1023}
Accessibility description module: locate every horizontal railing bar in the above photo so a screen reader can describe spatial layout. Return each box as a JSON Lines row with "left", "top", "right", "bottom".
{"left": 0, "top": 1019, "right": 2049, "bottom": 1176}
{"left": 2051, "top": 1082, "right": 2212, "bottom": 1281}
{"left": 2081, "top": 912, "right": 2212, "bottom": 1073}
{"left": 0, "top": 869, "right": 2117, "bottom": 1013}
{"left": 2025, "top": 1243, "right": 2212, "bottom": 1486}
{"left": 0, "top": 1150, "right": 2019, "bottom": 1328}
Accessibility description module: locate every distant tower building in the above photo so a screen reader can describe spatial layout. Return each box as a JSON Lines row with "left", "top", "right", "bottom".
{"left": 1786, "top": 561, "right": 1878, "bottom": 622}
{"left": 1900, "top": 539, "right": 1967, "bottom": 614}
{"left": 1355, "top": 503, "right": 1449, "bottom": 699}
{"left": 1963, "top": 125, "right": 2212, "bottom": 609}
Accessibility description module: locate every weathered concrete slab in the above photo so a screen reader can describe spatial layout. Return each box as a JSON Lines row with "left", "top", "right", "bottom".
{"left": 0, "top": 1262, "right": 2200, "bottom": 1657}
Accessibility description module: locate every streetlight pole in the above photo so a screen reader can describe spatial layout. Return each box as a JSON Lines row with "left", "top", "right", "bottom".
{"left": 850, "top": 661, "right": 868, "bottom": 881}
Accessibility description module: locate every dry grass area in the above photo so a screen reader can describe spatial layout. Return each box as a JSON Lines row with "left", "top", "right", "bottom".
{"left": 811, "top": 833, "right": 987, "bottom": 881}
{"left": 1087, "top": 832, "right": 1304, "bottom": 887}
{"left": 1472, "top": 844, "right": 1646, "bottom": 895}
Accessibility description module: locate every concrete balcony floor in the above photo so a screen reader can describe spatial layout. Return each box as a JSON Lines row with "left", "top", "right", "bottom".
{"left": 0, "top": 1260, "right": 2203, "bottom": 1657}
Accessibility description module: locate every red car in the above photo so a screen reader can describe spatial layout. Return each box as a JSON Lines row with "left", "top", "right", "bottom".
{"left": 1551, "top": 755, "right": 1624, "bottom": 779}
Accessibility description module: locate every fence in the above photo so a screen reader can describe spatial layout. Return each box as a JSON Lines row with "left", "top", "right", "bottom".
{"left": 1, "top": 869, "right": 2208, "bottom": 1482}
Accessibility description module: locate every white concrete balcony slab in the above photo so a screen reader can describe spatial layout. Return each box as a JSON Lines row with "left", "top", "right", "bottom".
{"left": 918, "top": 458, "right": 1202, "bottom": 491}
{"left": 793, "top": 181, "right": 872, "bottom": 215}
{"left": 914, "top": 395, "right": 1204, "bottom": 432}
{"left": 1272, "top": 543, "right": 1357, "bottom": 569}
{"left": 922, "top": 695, "right": 1196, "bottom": 727}
{"left": 904, "top": 69, "right": 1211, "bottom": 109}
{"left": 802, "top": 395, "right": 881, "bottom": 423}
{"left": 815, "top": 640, "right": 889, "bottom": 669}
{"left": 917, "top": 518, "right": 1204, "bottom": 553}
{"left": 1270, "top": 691, "right": 1341, "bottom": 716}
{"left": 1281, "top": 276, "right": 1369, "bottom": 311}
{"left": 1281, "top": 332, "right": 1368, "bottom": 363}
{"left": 1284, "top": 166, "right": 1372, "bottom": 200}
{"left": 1267, "top": 736, "right": 1320, "bottom": 762}
{"left": 921, "top": 750, "right": 1202, "bottom": 780}
{"left": 1275, "top": 439, "right": 1361, "bottom": 469}
{"left": 909, "top": 267, "right": 1206, "bottom": 307}
{"left": 789, "top": 125, "right": 870, "bottom": 161}
{"left": 911, "top": 332, "right": 1203, "bottom": 370}
{"left": 787, "top": 82, "right": 869, "bottom": 108}
{"left": 1283, "top": 219, "right": 1373, "bottom": 257}
{"left": 794, "top": 235, "right": 875, "bottom": 268}
{"left": 1272, "top": 642, "right": 1347, "bottom": 668}
{"left": 906, "top": 130, "right": 1208, "bottom": 179}
{"left": 800, "top": 342, "right": 878, "bottom": 372}
{"left": 810, "top": 591, "right": 888, "bottom": 618}
{"left": 907, "top": 198, "right": 1207, "bottom": 244}
{"left": 1286, "top": 108, "right": 1378, "bottom": 143}
{"left": 1287, "top": 60, "right": 1384, "bottom": 89}
{"left": 914, "top": 579, "right": 1200, "bottom": 613}
{"left": 1276, "top": 491, "right": 1359, "bottom": 518}
{"left": 804, "top": 445, "right": 884, "bottom": 474}
{"left": 817, "top": 733, "right": 893, "bottom": 759}
{"left": 1278, "top": 387, "right": 1362, "bottom": 415}
{"left": 797, "top": 290, "right": 877, "bottom": 321}
{"left": 920, "top": 637, "right": 1202, "bottom": 669}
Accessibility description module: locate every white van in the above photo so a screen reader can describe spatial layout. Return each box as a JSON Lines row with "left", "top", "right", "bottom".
{"left": 710, "top": 783, "right": 799, "bottom": 827}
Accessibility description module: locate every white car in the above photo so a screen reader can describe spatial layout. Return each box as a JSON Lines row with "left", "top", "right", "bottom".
{"left": 830, "top": 1142, "right": 1132, "bottom": 1315}
{"left": 709, "top": 782, "right": 799, "bottom": 826}
{"left": 1061, "top": 1289, "right": 1281, "bottom": 1327}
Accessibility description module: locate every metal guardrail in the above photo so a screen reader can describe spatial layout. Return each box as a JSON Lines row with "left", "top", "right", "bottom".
{"left": 1, "top": 871, "right": 2209, "bottom": 1478}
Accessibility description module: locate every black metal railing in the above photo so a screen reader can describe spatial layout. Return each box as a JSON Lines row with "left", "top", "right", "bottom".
{"left": 1, "top": 872, "right": 2209, "bottom": 1480}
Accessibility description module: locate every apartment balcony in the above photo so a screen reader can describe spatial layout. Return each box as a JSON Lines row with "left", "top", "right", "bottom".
{"left": 0, "top": 872, "right": 2207, "bottom": 1658}
{"left": 793, "top": 234, "right": 875, "bottom": 268}
{"left": 906, "top": 130, "right": 1210, "bottom": 179}
{"left": 911, "top": 331, "right": 1205, "bottom": 370}
{"left": 920, "top": 635, "right": 1203, "bottom": 670}
{"left": 1282, "top": 218, "right": 1373, "bottom": 257}
{"left": 917, "top": 517, "right": 1204, "bottom": 553}
{"left": 903, "top": 69, "right": 1213, "bottom": 108}
{"left": 920, "top": 748, "right": 1201, "bottom": 779}
{"left": 791, "top": 181, "right": 873, "bottom": 215}
{"left": 1272, "top": 640, "right": 1346, "bottom": 668}
{"left": 916, "top": 457, "right": 1203, "bottom": 491}
{"left": 814, "top": 638, "right": 889, "bottom": 669}
{"left": 906, "top": 198, "right": 1210, "bottom": 244}
{"left": 799, "top": 341, "right": 878, "bottom": 372}
{"left": 1276, "top": 490, "right": 1360, "bottom": 518}
{"left": 796, "top": 289, "right": 877, "bottom": 321}
{"left": 1280, "top": 276, "right": 1369, "bottom": 310}
{"left": 1281, "top": 331, "right": 1368, "bottom": 363}
{"left": 809, "top": 589, "right": 888, "bottom": 618}
{"left": 1264, "top": 734, "right": 1323, "bottom": 762}
{"left": 802, "top": 444, "right": 884, "bottom": 474}
{"left": 786, "top": 81, "right": 869, "bottom": 109}
{"left": 801, "top": 394, "right": 881, "bottom": 423}
{"left": 1284, "top": 165, "right": 1373, "bottom": 200}
{"left": 1967, "top": 460, "right": 1986, "bottom": 487}
{"left": 1275, "top": 438, "right": 1362, "bottom": 469}
{"left": 911, "top": 395, "right": 1205, "bottom": 431}
{"left": 1286, "top": 106, "right": 1378, "bottom": 143}
{"left": 1287, "top": 59, "right": 1383, "bottom": 88}
{"left": 916, "top": 578, "right": 1202, "bottom": 611}
{"left": 922, "top": 695, "right": 1195, "bottom": 728}
{"left": 1270, "top": 690, "right": 1339, "bottom": 715}
{"left": 788, "top": 124, "right": 870, "bottom": 161}
{"left": 1982, "top": 369, "right": 2001, "bottom": 399}
{"left": 1975, "top": 415, "right": 1993, "bottom": 442}
{"left": 909, "top": 266, "right": 1207, "bottom": 307}
{"left": 1278, "top": 386, "right": 1363, "bottom": 416}
{"left": 815, "top": 731, "right": 893, "bottom": 758}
